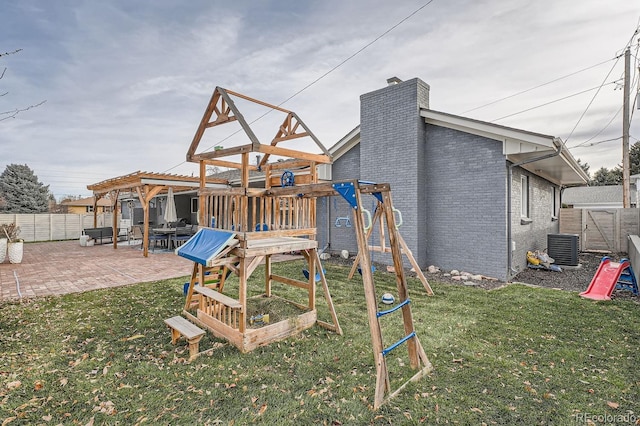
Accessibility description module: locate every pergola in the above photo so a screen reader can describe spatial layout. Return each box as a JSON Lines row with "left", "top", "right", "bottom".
{"left": 87, "top": 171, "right": 228, "bottom": 256}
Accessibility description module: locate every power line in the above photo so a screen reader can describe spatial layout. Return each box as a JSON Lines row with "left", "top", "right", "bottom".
{"left": 570, "top": 136, "right": 621, "bottom": 148}
{"left": 490, "top": 82, "right": 617, "bottom": 122}
{"left": 562, "top": 23, "right": 640, "bottom": 146}
{"left": 567, "top": 106, "right": 622, "bottom": 149}
{"left": 275, "top": 1, "right": 435, "bottom": 108}
{"left": 569, "top": 43, "right": 640, "bottom": 150}
{"left": 163, "top": 1, "right": 436, "bottom": 173}
{"left": 461, "top": 57, "right": 616, "bottom": 115}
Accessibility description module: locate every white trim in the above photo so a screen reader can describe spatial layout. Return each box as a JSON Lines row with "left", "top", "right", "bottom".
{"left": 421, "top": 109, "right": 556, "bottom": 150}
{"left": 327, "top": 125, "right": 360, "bottom": 162}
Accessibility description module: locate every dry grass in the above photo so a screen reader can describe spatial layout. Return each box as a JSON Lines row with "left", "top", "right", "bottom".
{"left": 1, "top": 259, "right": 639, "bottom": 424}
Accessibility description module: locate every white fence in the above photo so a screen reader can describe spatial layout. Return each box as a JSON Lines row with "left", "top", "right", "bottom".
{"left": 0, "top": 213, "right": 122, "bottom": 242}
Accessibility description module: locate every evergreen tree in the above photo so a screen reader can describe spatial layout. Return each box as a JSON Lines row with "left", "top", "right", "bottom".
{"left": 630, "top": 141, "right": 640, "bottom": 176}
{"left": 0, "top": 164, "right": 50, "bottom": 213}
{"left": 591, "top": 166, "right": 622, "bottom": 186}
{"left": 576, "top": 158, "right": 590, "bottom": 179}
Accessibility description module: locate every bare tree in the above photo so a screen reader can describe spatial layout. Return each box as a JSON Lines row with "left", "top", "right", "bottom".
{"left": 1, "top": 48, "right": 46, "bottom": 121}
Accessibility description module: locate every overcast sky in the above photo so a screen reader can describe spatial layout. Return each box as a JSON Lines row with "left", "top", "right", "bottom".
{"left": 2, "top": 0, "right": 639, "bottom": 200}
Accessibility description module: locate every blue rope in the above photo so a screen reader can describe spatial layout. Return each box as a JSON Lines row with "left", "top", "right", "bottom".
{"left": 376, "top": 298, "right": 410, "bottom": 318}
{"left": 382, "top": 332, "right": 416, "bottom": 357}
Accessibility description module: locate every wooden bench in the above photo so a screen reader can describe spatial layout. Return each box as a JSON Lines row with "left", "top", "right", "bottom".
{"left": 194, "top": 286, "right": 242, "bottom": 309}
{"left": 194, "top": 287, "right": 242, "bottom": 328}
{"left": 164, "top": 316, "right": 206, "bottom": 361}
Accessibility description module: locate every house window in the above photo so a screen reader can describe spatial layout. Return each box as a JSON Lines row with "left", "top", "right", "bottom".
{"left": 86, "top": 206, "right": 94, "bottom": 213}
{"left": 191, "top": 197, "right": 199, "bottom": 214}
{"left": 551, "top": 187, "right": 558, "bottom": 218}
{"left": 521, "top": 175, "right": 530, "bottom": 218}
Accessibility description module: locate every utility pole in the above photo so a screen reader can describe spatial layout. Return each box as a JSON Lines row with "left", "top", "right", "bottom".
{"left": 622, "top": 47, "right": 631, "bottom": 208}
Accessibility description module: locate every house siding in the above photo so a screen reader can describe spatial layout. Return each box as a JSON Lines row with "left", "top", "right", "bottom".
{"left": 510, "top": 167, "right": 560, "bottom": 274}
{"left": 322, "top": 77, "right": 567, "bottom": 281}
{"left": 359, "top": 78, "right": 430, "bottom": 266}
{"left": 423, "top": 125, "right": 508, "bottom": 280}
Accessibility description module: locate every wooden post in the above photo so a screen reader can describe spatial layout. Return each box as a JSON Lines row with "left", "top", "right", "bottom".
{"left": 142, "top": 197, "right": 150, "bottom": 257}
{"left": 93, "top": 196, "right": 99, "bottom": 228}
{"left": 238, "top": 257, "right": 247, "bottom": 334}
{"left": 310, "top": 161, "right": 317, "bottom": 230}
{"left": 184, "top": 263, "right": 199, "bottom": 311}
{"left": 265, "top": 164, "right": 272, "bottom": 231}
{"left": 352, "top": 182, "right": 390, "bottom": 406}
{"left": 623, "top": 48, "right": 631, "bottom": 208}
{"left": 308, "top": 249, "right": 316, "bottom": 310}
{"left": 265, "top": 254, "right": 272, "bottom": 297}
{"left": 381, "top": 190, "right": 419, "bottom": 370}
{"left": 112, "top": 189, "right": 120, "bottom": 249}
{"left": 200, "top": 160, "right": 206, "bottom": 226}
{"left": 312, "top": 249, "right": 342, "bottom": 335}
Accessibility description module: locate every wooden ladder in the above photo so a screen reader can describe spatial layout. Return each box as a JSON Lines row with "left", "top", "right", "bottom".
{"left": 346, "top": 181, "right": 433, "bottom": 409}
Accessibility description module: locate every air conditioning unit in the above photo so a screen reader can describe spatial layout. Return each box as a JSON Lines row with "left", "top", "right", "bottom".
{"left": 547, "top": 233, "right": 579, "bottom": 266}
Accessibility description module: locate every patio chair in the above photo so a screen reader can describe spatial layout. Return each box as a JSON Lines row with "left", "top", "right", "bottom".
{"left": 173, "top": 226, "right": 194, "bottom": 248}
{"left": 128, "top": 225, "right": 143, "bottom": 244}
{"left": 149, "top": 229, "right": 169, "bottom": 252}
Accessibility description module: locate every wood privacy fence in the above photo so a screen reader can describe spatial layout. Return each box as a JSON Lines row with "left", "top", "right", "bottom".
{"left": 559, "top": 208, "right": 640, "bottom": 253}
{"left": 0, "top": 213, "right": 117, "bottom": 242}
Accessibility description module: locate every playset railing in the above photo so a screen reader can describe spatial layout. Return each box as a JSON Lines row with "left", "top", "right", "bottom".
{"left": 200, "top": 189, "right": 316, "bottom": 236}
{"left": 194, "top": 286, "right": 243, "bottom": 330}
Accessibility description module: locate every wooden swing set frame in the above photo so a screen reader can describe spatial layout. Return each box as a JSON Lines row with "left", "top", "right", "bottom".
{"left": 181, "top": 87, "right": 433, "bottom": 408}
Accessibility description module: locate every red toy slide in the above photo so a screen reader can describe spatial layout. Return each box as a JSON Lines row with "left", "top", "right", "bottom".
{"left": 580, "top": 258, "right": 630, "bottom": 301}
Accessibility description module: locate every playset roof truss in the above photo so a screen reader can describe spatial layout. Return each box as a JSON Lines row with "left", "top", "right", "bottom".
{"left": 186, "top": 87, "right": 330, "bottom": 166}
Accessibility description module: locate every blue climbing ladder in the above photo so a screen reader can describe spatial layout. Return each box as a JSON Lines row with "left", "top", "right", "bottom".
{"left": 334, "top": 180, "right": 432, "bottom": 409}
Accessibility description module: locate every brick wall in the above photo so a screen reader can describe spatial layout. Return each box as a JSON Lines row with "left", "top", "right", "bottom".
{"left": 423, "top": 125, "right": 508, "bottom": 280}
{"left": 359, "top": 78, "right": 430, "bottom": 266}
{"left": 326, "top": 77, "right": 561, "bottom": 281}
{"left": 510, "top": 167, "right": 560, "bottom": 275}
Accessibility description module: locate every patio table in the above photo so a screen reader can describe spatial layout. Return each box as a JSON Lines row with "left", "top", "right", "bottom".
{"left": 151, "top": 228, "right": 177, "bottom": 250}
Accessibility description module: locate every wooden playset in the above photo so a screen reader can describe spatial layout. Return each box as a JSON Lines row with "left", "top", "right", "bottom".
{"left": 169, "top": 87, "right": 432, "bottom": 409}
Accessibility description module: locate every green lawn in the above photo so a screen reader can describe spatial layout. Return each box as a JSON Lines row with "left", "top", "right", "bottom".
{"left": 1, "top": 260, "right": 639, "bottom": 425}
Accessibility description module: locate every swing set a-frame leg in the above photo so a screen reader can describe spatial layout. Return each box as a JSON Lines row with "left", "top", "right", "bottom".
{"left": 348, "top": 206, "right": 384, "bottom": 279}
{"left": 351, "top": 184, "right": 432, "bottom": 410}
{"left": 396, "top": 234, "right": 434, "bottom": 295}
{"left": 347, "top": 203, "right": 433, "bottom": 296}
{"left": 311, "top": 249, "right": 343, "bottom": 335}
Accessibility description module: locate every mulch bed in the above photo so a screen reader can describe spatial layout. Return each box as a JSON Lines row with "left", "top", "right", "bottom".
{"left": 327, "top": 252, "right": 640, "bottom": 301}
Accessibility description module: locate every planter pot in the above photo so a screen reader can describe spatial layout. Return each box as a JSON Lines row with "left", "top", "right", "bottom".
{"left": 0, "top": 238, "right": 6, "bottom": 263}
{"left": 8, "top": 241, "right": 23, "bottom": 264}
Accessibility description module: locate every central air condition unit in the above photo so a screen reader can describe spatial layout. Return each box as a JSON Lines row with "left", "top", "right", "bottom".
{"left": 547, "top": 233, "right": 579, "bottom": 266}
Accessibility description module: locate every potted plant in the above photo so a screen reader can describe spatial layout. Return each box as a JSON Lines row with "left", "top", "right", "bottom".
{"left": 1, "top": 223, "right": 23, "bottom": 264}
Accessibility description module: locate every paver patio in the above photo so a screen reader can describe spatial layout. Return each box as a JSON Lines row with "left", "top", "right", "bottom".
{"left": 0, "top": 240, "right": 297, "bottom": 300}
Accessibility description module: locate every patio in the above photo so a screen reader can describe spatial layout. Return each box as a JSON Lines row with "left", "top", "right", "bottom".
{"left": 0, "top": 240, "right": 298, "bottom": 300}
